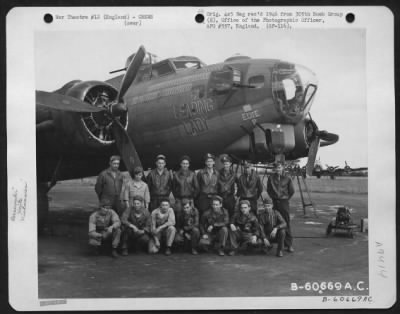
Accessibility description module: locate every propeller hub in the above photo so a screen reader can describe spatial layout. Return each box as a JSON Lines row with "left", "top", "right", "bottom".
{"left": 111, "top": 102, "right": 128, "bottom": 117}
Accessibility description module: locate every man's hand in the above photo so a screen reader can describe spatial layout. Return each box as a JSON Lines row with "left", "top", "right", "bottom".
{"left": 250, "top": 235, "right": 257, "bottom": 245}
{"left": 106, "top": 226, "right": 113, "bottom": 233}
{"left": 202, "top": 234, "right": 209, "bottom": 239}
{"left": 130, "top": 224, "right": 138, "bottom": 232}
{"left": 270, "top": 228, "right": 277, "bottom": 239}
{"left": 263, "top": 238, "right": 271, "bottom": 248}
{"left": 207, "top": 225, "right": 213, "bottom": 233}
{"left": 179, "top": 229, "right": 184, "bottom": 235}
{"left": 137, "top": 229, "right": 145, "bottom": 235}
{"left": 230, "top": 224, "right": 237, "bottom": 232}
{"left": 92, "top": 232, "right": 102, "bottom": 239}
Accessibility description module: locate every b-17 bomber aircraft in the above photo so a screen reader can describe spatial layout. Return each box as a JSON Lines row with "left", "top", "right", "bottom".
{"left": 36, "top": 46, "right": 339, "bottom": 227}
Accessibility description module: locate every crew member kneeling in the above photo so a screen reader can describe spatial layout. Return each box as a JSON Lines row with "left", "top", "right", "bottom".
{"left": 88, "top": 199, "right": 122, "bottom": 258}
{"left": 199, "top": 195, "right": 229, "bottom": 256}
{"left": 149, "top": 199, "right": 176, "bottom": 256}
{"left": 120, "top": 195, "right": 151, "bottom": 256}
{"left": 257, "top": 199, "right": 288, "bottom": 257}
{"left": 228, "top": 200, "right": 264, "bottom": 256}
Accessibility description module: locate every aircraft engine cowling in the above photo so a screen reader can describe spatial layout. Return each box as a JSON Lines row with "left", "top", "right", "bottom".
{"left": 51, "top": 80, "right": 128, "bottom": 151}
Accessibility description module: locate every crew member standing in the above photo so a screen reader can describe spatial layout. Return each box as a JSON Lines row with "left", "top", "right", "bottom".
{"left": 95, "top": 155, "right": 124, "bottom": 216}
{"left": 172, "top": 155, "right": 199, "bottom": 224}
{"left": 217, "top": 155, "right": 237, "bottom": 218}
{"left": 196, "top": 153, "right": 219, "bottom": 215}
{"left": 266, "top": 162, "right": 295, "bottom": 252}
{"left": 147, "top": 155, "right": 173, "bottom": 211}
{"left": 236, "top": 160, "right": 263, "bottom": 214}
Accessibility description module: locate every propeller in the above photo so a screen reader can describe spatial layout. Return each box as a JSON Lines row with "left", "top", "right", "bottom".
{"left": 305, "top": 117, "right": 339, "bottom": 176}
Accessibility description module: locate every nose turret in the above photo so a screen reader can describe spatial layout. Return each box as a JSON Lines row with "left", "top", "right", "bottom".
{"left": 272, "top": 62, "right": 318, "bottom": 123}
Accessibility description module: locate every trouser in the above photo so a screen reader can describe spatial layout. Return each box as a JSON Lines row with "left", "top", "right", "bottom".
{"left": 148, "top": 226, "right": 176, "bottom": 253}
{"left": 229, "top": 230, "right": 258, "bottom": 250}
{"left": 149, "top": 195, "right": 169, "bottom": 212}
{"left": 174, "top": 198, "right": 194, "bottom": 228}
{"left": 199, "top": 226, "right": 228, "bottom": 250}
{"left": 266, "top": 228, "right": 286, "bottom": 252}
{"left": 239, "top": 197, "right": 258, "bottom": 214}
{"left": 195, "top": 193, "right": 215, "bottom": 215}
{"left": 273, "top": 199, "right": 293, "bottom": 247}
{"left": 174, "top": 227, "right": 200, "bottom": 250}
{"left": 88, "top": 227, "right": 121, "bottom": 249}
{"left": 100, "top": 195, "right": 124, "bottom": 216}
{"left": 121, "top": 227, "right": 151, "bottom": 251}
{"left": 220, "top": 193, "right": 236, "bottom": 218}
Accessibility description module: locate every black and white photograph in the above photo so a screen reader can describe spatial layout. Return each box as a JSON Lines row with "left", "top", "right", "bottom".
{"left": 7, "top": 6, "right": 396, "bottom": 310}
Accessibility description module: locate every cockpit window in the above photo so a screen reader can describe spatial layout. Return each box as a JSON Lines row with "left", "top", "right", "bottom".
{"left": 151, "top": 62, "right": 174, "bottom": 77}
{"left": 248, "top": 75, "right": 265, "bottom": 88}
{"left": 173, "top": 61, "right": 202, "bottom": 70}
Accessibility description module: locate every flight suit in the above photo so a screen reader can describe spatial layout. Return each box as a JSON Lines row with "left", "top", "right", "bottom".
{"left": 174, "top": 207, "right": 200, "bottom": 251}
{"left": 257, "top": 208, "right": 287, "bottom": 252}
{"left": 88, "top": 209, "right": 121, "bottom": 249}
{"left": 199, "top": 208, "right": 229, "bottom": 251}
{"left": 95, "top": 168, "right": 124, "bottom": 215}
{"left": 266, "top": 173, "right": 295, "bottom": 248}
{"left": 195, "top": 168, "right": 219, "bottom": 215}
{"left": 236, "top": 170, "right": 263, "bottom": 213}
{"left": 172, "top": 169, "right": 199, "bottom": 224}
{"left": 149, "top": 207, "right": 176, "bottom": 253}
{"left": 229, "top": 211, "right": 263, "bottom": 250}
{"left": 146, "top": 168, "right": 173, "bottom": 211}
{"left": 218, "top": 168, "right": 237, "bottom": 218}
{"left": 120, "top": 206, "right": 151, "bottom": 251}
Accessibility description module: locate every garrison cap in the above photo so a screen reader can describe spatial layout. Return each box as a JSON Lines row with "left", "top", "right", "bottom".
{"left": 242, "top": 160, "right": 252, "bottom": 168}
{"left": 100, "top": 198, "right": 112, "bottom": 208}
{"left": 263, "top": 198, "right": 273, "bottom": 205}
{"left": 155, "top": 154, "right": 166, "bottom": 161}
{"left": 239, "top": 200, "right": 251, "bottom": 207}
{"left": 210, "top": 195, "right": 223, "bottom": 203}
{"left": 132, "top": 195, "right": 144, "bottom": 202}
{"left": 179, "top": 155, "right": 191, "bottom": 163}
{"left": 133, "top": 166, "right": 144, "bottom": 174}
{"left": 220, "top": 155, "right": 232, "bottom": 163}
{"left": 110, "top": 155, "right": 121, "bottom": 162}
{"left": 204, "top": 153, "right": 215, "bottom": 161}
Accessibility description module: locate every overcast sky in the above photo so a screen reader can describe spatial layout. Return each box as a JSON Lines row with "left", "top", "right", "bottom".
{"left": 35, "top": 28, "right": 367, "bottom": 168}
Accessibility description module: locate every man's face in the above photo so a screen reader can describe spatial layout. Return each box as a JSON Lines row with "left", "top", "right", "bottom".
{"left": 133, "top": 200, "right": 142, "bottom": 210}
{"left": 160, "top": 201, "right": 170, "bottom": 212}
{"left": 183, "top": 203, "right": 192, "bottom": 214}
{"left": 110, "top": 160, "right": 120, "bottom": 171}
{"left": 212, "top": 200, "right": 222, "bottom": 212}
{"left": 205, "top": 158, "right": 215, "bottom": 169}
{"left": 156, "top": 159, "right": 166, "bottom": 170}
{"left": 180, "top": 160, "right": 190, "bottom": 171}
{"left": 99, "top": 206, "right": 109, "bottom": 215}
{"left": 265, "top": 204, "right": 274, "bottom": 214}
{"left": 276, "top": 164, "right": 284, "bottom": 175}
{"left": 134, "top": 172, "right": 143, "bottom": 180}
{"left": 223, "top": 161, "right": 231, "bottom": 171}
{"left": 240, "top": 204, "right": 251, "bottom": 215}
{"left": 244, "top": 165, "right": 252, "bottom": 175}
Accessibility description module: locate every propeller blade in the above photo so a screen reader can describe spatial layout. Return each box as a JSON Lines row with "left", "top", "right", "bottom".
{"left": 111, "top": 119, "right": 142, "bottom": 174}
{"left": 306, "top": 137, "right": 320, "bottom": 176}
{"left": 36, "top": 90, "right": 105, "bottom": 113}
{"left": 117, "top": 45, "right": 146, "bottom": 103}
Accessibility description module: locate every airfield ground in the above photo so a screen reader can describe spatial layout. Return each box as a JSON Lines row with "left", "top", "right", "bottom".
{"left": 38, "top": 177, "right": 368, "bottom": 298}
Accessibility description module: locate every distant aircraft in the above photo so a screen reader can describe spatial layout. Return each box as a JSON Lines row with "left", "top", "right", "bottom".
{"left": 36, "top": 45, "right": 339, "bottom": 227}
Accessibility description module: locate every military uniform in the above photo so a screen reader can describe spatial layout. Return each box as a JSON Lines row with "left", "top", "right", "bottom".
{"left": 174, "top": 206, "right": 200, "bottom": 252}
{"left": 95, "top": 168, "right": 124, "bottom": 215}
{"left": 236, "top": 170, "right": 263, "bottom": 213}
{"left": 88, "top": 208, "right": 121, "bottom": 250}
{"left": 123, "top": 179, "right": 150, "bottom": 209}
{"left": 218, "top": 168, "right": 237, "bottom": 218}
{"left": 147, "top": 168, "right": 173, "bottom": 211}
{"left": 196, "top": 168, "right": 219, "bottom": 215}
{"left": 257, "top": 207, "right": 287, "bottom": 253}
{"left": 266, "top": 172, "right": 295, "bottom": 248}
{"left": 120, "top": 206, "right": 151, "bottom": 252}
{"left": 199, "top": 207, "right": 229, "bottom": 252}
{"left": 172, "top": 169, "right": 199, "bottom": 223}
{"left": 149, "top": 207, "right": 176, "bottom": 253}
{"left": 229, "top": 211, "right": 263, "bottom": 251}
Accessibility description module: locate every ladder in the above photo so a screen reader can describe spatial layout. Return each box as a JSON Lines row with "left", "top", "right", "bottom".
{"left": 295, "top": 174, "right": 318, "bottom": 218}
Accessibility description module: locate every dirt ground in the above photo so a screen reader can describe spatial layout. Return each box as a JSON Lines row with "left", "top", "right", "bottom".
{"left": 39, "top": 178, "right": 369, "bottom": 298}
